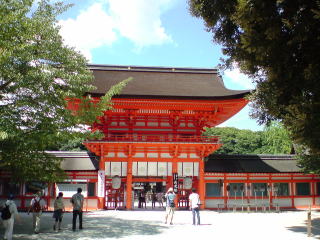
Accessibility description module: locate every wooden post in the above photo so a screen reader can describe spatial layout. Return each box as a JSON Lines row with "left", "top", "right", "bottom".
{"left": 307, "top": 205, "right": 312, "bottom": 237}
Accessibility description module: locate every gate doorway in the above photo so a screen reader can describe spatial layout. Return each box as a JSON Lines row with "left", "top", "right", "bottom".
{"left": 132, "top": 179, "right": 167, "bottom": 210}
{"left": 105, "top": 181, "right": 126, "bottom": 210}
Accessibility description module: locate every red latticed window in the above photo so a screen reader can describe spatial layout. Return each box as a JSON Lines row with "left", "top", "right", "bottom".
{"left": 102, "top": 134, "right": 220, "bottom": 143}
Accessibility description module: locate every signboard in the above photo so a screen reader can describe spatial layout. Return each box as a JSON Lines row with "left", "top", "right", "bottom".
{"left": 173, "top": 173, "right": 178, "bottom": 193}
{"left": 97, "top": 170, "right": 105, "bottom": 198}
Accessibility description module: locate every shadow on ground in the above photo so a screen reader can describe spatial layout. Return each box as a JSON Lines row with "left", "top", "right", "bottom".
{"left": 1, "top": 213, "right": 168, "bottom": 240}
{"left": 286, "top": 216, "right": 320, "bottom": 239}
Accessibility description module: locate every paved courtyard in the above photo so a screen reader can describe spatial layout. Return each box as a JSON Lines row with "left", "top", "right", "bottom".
{"left": 1, "top": 209, "right": 320, "bottom": 240}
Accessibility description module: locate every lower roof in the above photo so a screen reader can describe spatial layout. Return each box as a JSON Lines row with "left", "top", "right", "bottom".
{"left": 48, "top": 151, "right": 302, "bottom": 173}
{"left": 205, "top": 154, "right": 301, "bottom": 173}
{"left": 48, "top": 151, "right": 99, "bottom": 171}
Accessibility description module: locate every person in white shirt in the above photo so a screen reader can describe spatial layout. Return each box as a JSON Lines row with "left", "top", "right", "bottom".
{"left": 28, "top": 191, "right": 46, "bottom": 234}
{"left": 189, "top": 188, "right": 200, "bottom": 225}
{"left": 2, "top": 194, "right": 20, "bottom": 240}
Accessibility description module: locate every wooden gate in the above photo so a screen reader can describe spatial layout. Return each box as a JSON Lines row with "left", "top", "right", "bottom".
{"left": 105, "top": 181, "right": 126, "bottom": 209}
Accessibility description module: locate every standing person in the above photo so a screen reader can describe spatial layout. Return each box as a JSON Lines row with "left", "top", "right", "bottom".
{"left": 151, "top": 191, "right": 157, "bottom": 209}
{"left": 189, "top": 188, "right": 200, "bottom": 225}
{"left": 53, "top": 192, "right": 65, "bottom": 232}
{"left": 156, "top": 192, "right": 164, "bottom": 208}
{"left": 28, "top": 191, "right": 46, "bottom": 234}
{"left": 1, "top": 194, "right": 20, "bottom": 240}
{"left": 164, "top": 187, "right": 176, "bottom": 225}
{"left": 71, "top": 188, "right": 84, "bottom": 231}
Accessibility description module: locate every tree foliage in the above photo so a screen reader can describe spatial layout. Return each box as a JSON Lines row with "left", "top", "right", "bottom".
{"left": 0, "top": 0, "right": 130, "bottom": 182}
{"left": 204, "top": 127, "right": 264, "bottom": 154}
{"left": 262, "top": 121, "right": 292, "bottom": 154}
{"left": 204, "top": 123, "right": 293, "bottom": 155}
{"left": 189, "top": 0, "right": 320, "bottom": 172}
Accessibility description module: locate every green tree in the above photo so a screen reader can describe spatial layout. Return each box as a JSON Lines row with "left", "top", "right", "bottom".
{"left": 262, "top": 121, "right": 292, "bottom": 154}
{"left": 0, "top": 0, "right": 130, "bottom": 182}
{"left": 204, "top": 124, "right": 293, "bottom": 155}
{"left": 204, "top": 127, "right": 264, "bottom": 154}
{"left": 189, "top": 0, "right": 320, "bottom": 172}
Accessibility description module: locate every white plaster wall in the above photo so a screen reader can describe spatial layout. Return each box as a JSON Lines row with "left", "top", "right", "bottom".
{"left": 83, "top": 199, "right": 98, "bottom": 210}
{"left": 161, "top": 153, "right": 171, "bottom": 158}
{"left": 294, "top": 198, "right": 313, "bottom": 206}
{"left": 273, "top": 198, "right": 292, "bottom": 207}
{"left": 147, "top": 153, "right": 158, "bottom": 158}
{"left": 193, "top": 162, "right": 199, "bottom": 177}
{"left": 104, "top": 152, "right": 115, "bottom": 158}
{"left": 148, "top": 162, "right": 158, "bottom": 176}
{"left": 205, "top": 199, "right": 224, "bottom": 208}
{"left": 133, "top": 153, "right": 144, "bottom": 158}
{"left": 117, "top": 152, "right": 126, "bottom": 158}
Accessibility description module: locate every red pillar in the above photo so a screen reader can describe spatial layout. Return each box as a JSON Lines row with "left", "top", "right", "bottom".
{"left": 199, "top": 159, "right": 205, "bottom": 209}
{"left": 126, "top": 148, "right": 133, "bottom": 210}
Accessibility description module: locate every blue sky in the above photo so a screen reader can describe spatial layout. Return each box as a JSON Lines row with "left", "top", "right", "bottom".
{"left": 57, "top": 0, "right": 263, "bottom": 131}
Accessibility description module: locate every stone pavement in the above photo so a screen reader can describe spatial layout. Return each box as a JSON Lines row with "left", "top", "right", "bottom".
{"left": 1, "top": 209, "right": 320, "bottom": 240}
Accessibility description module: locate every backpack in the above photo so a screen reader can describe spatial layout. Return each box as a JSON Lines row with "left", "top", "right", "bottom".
{"left": 167, "top": 193, "right": 175, "bottom": 208}
{"left": 1, "top": 204, "right": 11, "bottom": 220}
{"left": 32, "top": 199, "right": 41, "bottom": 212}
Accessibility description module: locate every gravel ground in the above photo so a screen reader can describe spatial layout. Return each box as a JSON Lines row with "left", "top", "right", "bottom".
{"left": 1, "top": 209, "right": 320, "bottom": 240}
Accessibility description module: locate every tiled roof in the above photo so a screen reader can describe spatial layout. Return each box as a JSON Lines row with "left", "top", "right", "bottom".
{"left": 48, "top": 151, "right": 99, "bottom": 171}
{"left": 88, "top": 64, "right": 250, "bottom": 99}
{"left": 205, "top": 154, "right": 301, "bottom": 173}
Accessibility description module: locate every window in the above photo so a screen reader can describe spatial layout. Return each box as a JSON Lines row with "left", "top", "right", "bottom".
{"left": 25, "top": 182, "right": 46, "bottom": 195}
{"left": 206, "top": 183, "right": 221, "bottom": 197}
{"left": 317, "top": 182, "right": 320, "bottom": 196}
{"left": 88, "top": 183, "right": 96, "bottom": 197}
{"left": 2, "top": 182, "right": 20, "bottom": 196}
{"left": 228, "top": 183, "right": 245, "bottom": 197}
{"left": 56, "top": 183, "right": 87, "bottom": 198}
{"left": 273, "top": 183, "right": 289, "bottom": 196}
{"left": 296, "top": 182, "right": 310, "bottom": 196}
{"left": 252, "top": 183, "right": 268, "bottom": 197}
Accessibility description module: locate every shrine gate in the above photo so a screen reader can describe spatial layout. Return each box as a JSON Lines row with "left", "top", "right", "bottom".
{"left": 68, "top": 64, "right": 249, "bottom": 209}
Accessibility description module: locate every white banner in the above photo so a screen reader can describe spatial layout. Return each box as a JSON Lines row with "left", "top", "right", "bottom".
{"left": 97, "top": 170, "right": 105, "bottom": 198}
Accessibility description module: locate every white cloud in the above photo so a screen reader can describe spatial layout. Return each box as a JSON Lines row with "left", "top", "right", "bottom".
{"left": 108, "top": 0, "right": 172, "bottom": 48}
{"left": 58, "top": 0, "right": 173, "bottom": 61}
{"left": 59, "top": 3, "right": 116, "bottom": 61}
{"left": 224, "top": 67, "right": 255, "bottom": 90}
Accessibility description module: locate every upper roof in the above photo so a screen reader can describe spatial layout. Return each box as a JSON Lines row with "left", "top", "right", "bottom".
{"left": 205, "top": 154, "right": 301, "bottom": 173}
{"left": 48, "top": 151, "right": 99, "bottom": 171}
{"left": 88, "top": 64, "right": 250, "bottom": 100}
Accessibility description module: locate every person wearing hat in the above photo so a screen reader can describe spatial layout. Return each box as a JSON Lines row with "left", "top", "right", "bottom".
{"left": 164, "top": 187, "right": 176, "bottom": 225}
{"left": 28, "top": 191, "right": 46, "bottom": 234}
{"left": 1, "top": 194, "right": 20, "bottom": 240}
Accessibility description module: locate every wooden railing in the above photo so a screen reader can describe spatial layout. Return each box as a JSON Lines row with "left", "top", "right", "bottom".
{"left": 100, "top": 134, "right": 220, "bottom": 143}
